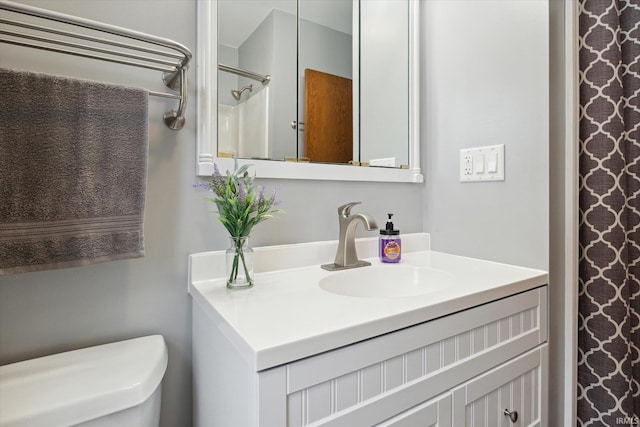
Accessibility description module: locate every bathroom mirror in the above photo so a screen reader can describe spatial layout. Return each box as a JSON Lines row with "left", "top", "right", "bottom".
{"left": 196, "top": 0, "right": 422, "bottom": 182}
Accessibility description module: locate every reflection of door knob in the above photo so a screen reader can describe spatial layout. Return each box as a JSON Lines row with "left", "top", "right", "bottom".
{"left": 290, "top": 121, "right": 304, "bottom": 130}
{"left": 504, "top": 409, "right": 518, "bottom": 423}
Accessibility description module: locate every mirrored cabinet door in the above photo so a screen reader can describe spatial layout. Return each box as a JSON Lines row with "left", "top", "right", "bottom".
{"left": 298, "top": 0, "right": 354, "bottom": 164}
{"left": 197, "top": 0, "right": 423, "bottom": 182}
{"left": 359, "top": 1, "right": 409, "bottom": 167}
{"left": 217, "top": 0, "right": 297, "bottom": 161}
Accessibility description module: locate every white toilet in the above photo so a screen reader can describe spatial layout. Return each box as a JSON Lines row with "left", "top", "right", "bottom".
{"left": 0, "top": 335, "right": 168, "bottom": 427}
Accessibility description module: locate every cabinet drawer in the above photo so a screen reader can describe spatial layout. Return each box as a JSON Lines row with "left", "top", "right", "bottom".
{"left": 452, "top": 345, "right": 547, "bottom": 427}
{"left": 286, "top": 287, "right": 547, "bottom": 426}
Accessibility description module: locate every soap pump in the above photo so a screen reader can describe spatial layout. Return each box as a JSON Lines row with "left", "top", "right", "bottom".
{"left": 379, "top": 213, "right": 401, "bottom": 263}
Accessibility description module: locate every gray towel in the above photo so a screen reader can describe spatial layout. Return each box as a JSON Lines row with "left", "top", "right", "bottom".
{"left": 0, "top": 68, "right": 148, "bottom": 275}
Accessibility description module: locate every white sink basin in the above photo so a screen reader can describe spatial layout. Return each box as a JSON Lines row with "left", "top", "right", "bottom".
{"left": 319, "top": 265, "right": 454, "bottom": 298}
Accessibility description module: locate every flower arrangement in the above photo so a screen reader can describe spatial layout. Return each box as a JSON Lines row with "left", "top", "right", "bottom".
{"left": 200, "top": 160, "right": 282, "bottom": 288}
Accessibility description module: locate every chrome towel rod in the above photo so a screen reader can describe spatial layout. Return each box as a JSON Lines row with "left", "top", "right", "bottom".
{"left": 219, "top": 64, "right": 270, "bottom": 85}
{"left": 0, "top": 0, "right": 192, "bottom": 130}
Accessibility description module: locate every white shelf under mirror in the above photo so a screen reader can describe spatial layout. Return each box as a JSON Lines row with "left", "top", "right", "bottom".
{"left": 196, "top": 0, "right": 423, "bottom": 183}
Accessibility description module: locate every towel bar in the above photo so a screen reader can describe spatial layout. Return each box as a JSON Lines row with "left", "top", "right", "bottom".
{"left": 0, "top": 0, "right": 192, "bottom": 130}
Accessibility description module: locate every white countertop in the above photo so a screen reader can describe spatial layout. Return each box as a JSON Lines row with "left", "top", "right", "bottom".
{"left": 188, "top": 233, "right": 548, "bottom": 371}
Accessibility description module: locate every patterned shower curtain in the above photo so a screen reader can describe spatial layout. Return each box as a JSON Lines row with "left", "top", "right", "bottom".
{"left": 578, "top": 0, "right": 640, "bottom": 425}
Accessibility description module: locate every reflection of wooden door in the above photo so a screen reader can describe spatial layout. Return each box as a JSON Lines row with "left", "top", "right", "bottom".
{"left": 304, "top": 69, "right": 352, "bottom": 163}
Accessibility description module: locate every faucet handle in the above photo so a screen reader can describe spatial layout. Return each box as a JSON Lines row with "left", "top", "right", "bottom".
{"left": 338, "top": 202, "right": 361, "bottom": 216}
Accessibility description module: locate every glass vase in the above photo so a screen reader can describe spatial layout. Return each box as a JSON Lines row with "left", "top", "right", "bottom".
{"left": 226, "top": 236, "right": 254, "bottom": 289}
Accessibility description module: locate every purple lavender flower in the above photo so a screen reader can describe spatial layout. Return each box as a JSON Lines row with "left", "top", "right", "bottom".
{"left": 269, "top": 186, "right": 282, "bottom": 206}
{"left": 253, "top": 186, "right": 266, "bottom": 207}
{"left": 199, "top": 161, "right": 283, "bottom": 238}
{"left": 237, "top": 182, "right": 247, "bottom": 206}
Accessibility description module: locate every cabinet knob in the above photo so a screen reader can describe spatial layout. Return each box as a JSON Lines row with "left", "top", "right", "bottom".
{"left": 504, "top": 409, "right": 518, "bottom": 423}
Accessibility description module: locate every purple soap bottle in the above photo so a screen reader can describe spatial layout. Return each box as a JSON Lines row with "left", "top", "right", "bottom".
{"left": 379, "top": 214, "right": 401, "bottom": 263}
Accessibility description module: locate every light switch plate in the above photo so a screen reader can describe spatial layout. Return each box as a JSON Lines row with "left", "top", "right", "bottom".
{"left": 459, "top": 144, "right": 505, "bottom": 182}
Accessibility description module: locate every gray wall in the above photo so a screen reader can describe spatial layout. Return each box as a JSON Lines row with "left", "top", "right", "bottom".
{"left": 421, "top": 0, "right": 549, "bottom": 270}
{"left": 0, "top": 0, "right": 551, "bottom": 426}
{"left": 0, "top": 1, "right": 423, "bottom": 426}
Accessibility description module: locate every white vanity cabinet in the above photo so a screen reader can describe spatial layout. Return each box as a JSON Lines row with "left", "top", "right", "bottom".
{"left": 192, "top": 285, "right": 548, "bottom": 427}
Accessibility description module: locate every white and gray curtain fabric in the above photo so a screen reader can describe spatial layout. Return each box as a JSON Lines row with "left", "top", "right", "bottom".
{"left": 578, "top": 0, "right": 640, "bottom": 425}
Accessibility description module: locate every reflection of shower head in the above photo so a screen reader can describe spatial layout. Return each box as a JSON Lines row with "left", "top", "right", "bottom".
{"left": 231, "top": 84, "right": 253, "bottom": 101}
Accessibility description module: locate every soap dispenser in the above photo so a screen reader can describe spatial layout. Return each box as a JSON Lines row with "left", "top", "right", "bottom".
{"left": 379, "top": 214, "right": 401, "bottom": 263}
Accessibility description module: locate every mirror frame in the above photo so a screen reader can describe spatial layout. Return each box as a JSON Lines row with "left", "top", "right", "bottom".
{"left": 196, "top": 0, "right": 423, "bottom": 183}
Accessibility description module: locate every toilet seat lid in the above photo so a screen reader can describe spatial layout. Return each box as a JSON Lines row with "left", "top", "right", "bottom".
{"left": 0, "top": 335, "right": 168, "bottom": 427}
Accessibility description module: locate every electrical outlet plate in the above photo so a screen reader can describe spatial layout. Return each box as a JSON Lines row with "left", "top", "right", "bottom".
{"left": 462, "top": 153, "right": 473, "bottom": 175}
{"left": 459, "top": 144, "right": 505, "bottom": 182}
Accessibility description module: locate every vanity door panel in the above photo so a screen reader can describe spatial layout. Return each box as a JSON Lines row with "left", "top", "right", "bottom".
{"left": 451, "top": 345, "right": 547, "bottom": 427}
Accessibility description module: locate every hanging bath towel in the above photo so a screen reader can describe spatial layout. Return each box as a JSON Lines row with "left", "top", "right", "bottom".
{"left": 0, "top": 68, "right": 149, "bottom": 275}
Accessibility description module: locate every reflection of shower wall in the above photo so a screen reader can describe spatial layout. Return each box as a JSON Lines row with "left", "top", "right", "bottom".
{"left": 238, "top": 87, "right": 269, "bottom": 158}
{"left": 219, "top": 17, "right": 281, "bottom": 159}
{"left": 218, "top": 88, "right": 270, "bottom": 159}
{"left": 218, "top": 45, "right": 239, "bottom": 106}
{"left": 239, "top": 10, "right": 296, "bottom": 161}
{"left": 217, "top": 104, "right": 237, "bottom": 156}
{"left": 218, "top": 44, "right": 240, "bottom": 157}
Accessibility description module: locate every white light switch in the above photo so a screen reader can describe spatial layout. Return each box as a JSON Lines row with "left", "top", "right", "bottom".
{"left": 459, "top": 144, "right": 504, "bottom": 182}
{"left": 474, "top": 154, "right": 485, "bottom": 173}
{"left": 487, "top": 152, "right": 498, "bottom": 173}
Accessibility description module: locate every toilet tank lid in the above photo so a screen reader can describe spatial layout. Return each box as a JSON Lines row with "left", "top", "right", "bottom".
{"left": 0, "top": 335, "right": 168, "bottom": 427}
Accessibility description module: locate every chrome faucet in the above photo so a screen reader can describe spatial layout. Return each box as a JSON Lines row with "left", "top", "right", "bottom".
{"left": 321, "top": 202, "right": 378, "bottom": 271}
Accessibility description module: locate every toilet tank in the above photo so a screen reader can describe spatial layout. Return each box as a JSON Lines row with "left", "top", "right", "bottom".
{"left": 0, "top": 335, "right": 168, "bottom": 427}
